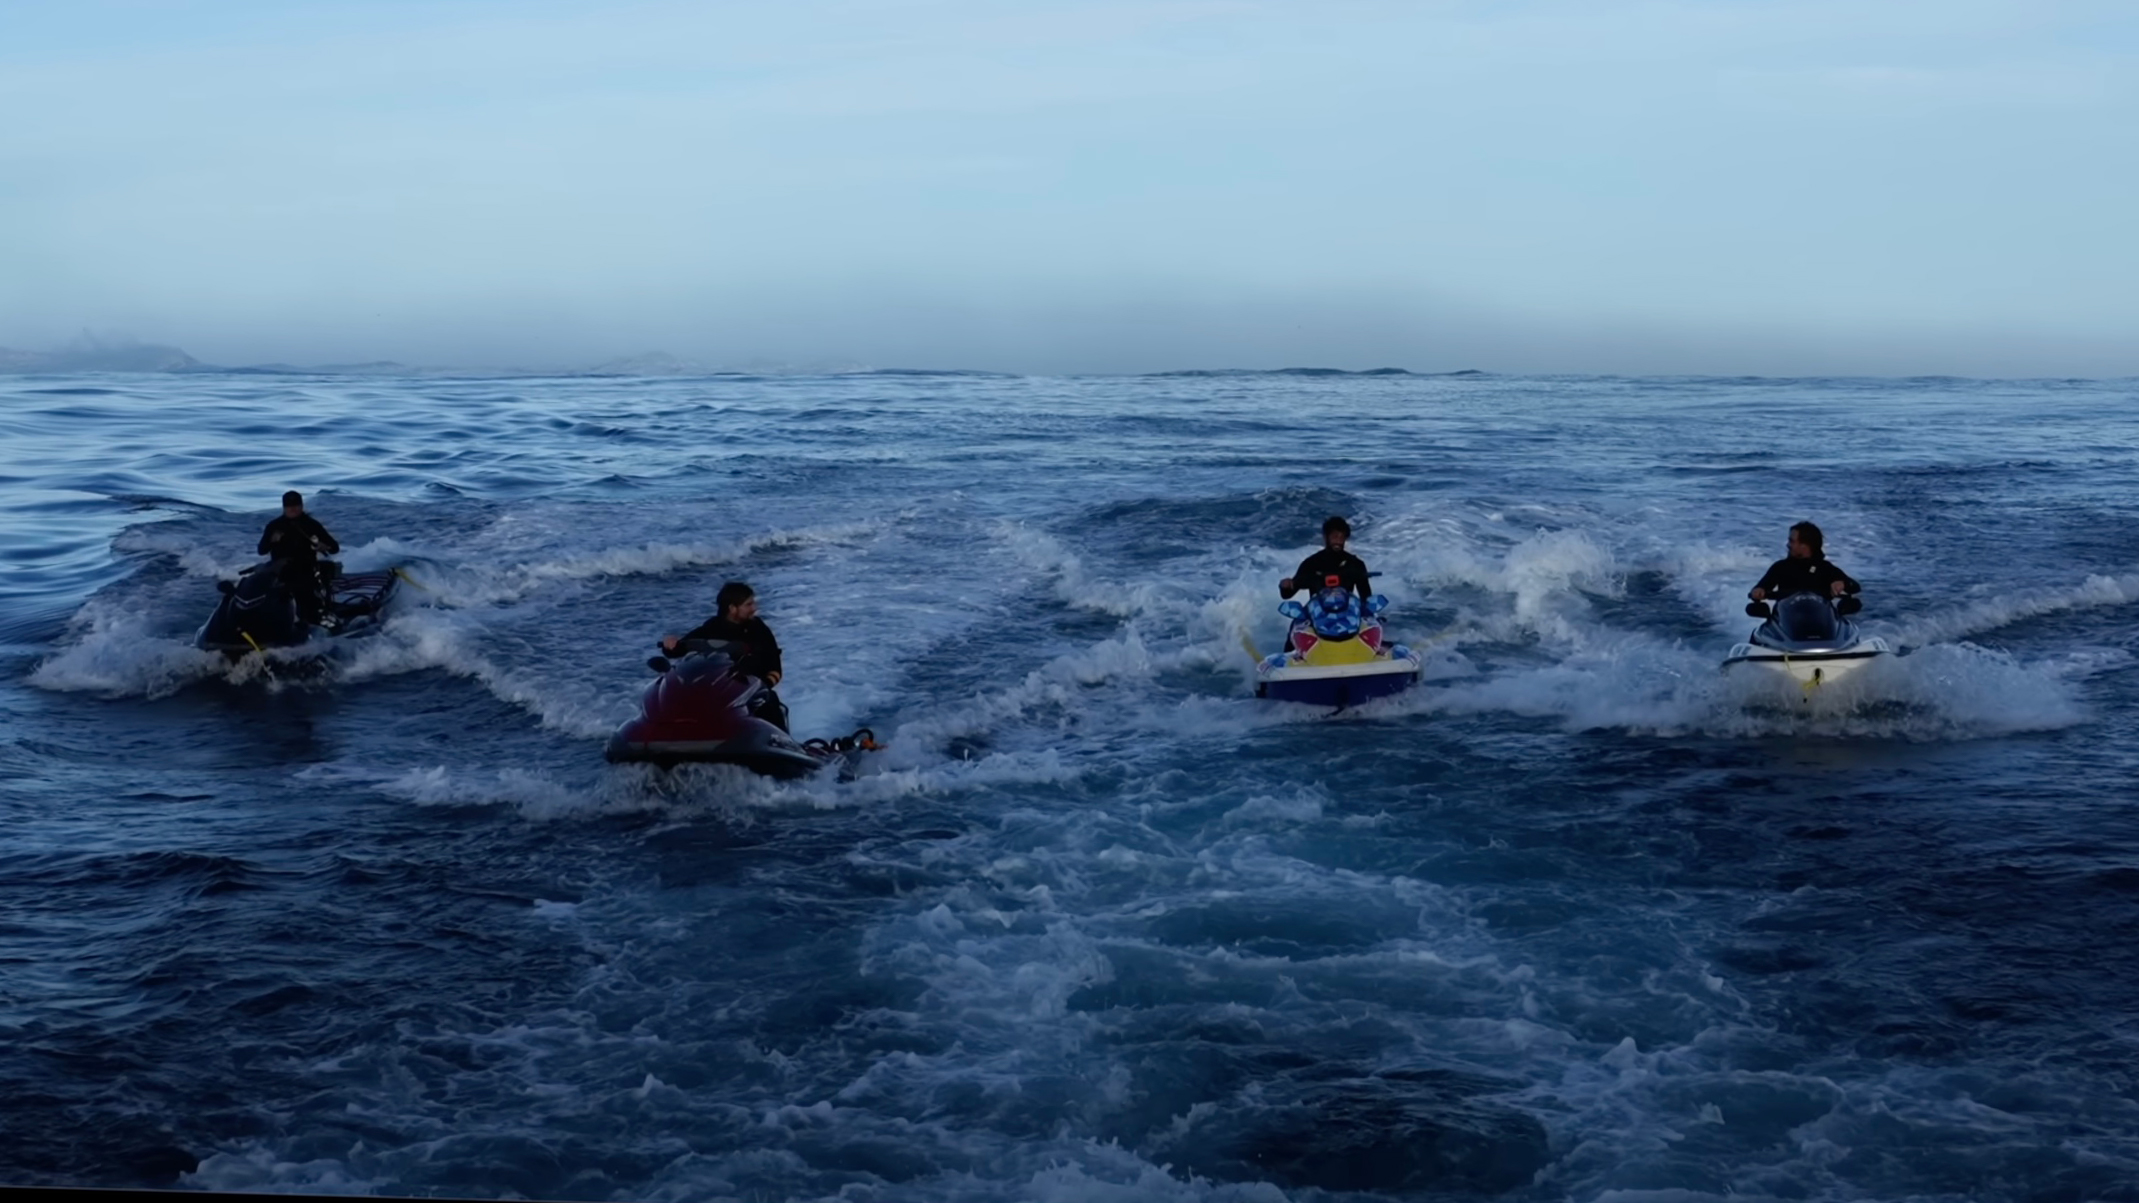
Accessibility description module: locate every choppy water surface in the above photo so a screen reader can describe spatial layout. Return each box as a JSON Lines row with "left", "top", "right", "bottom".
{"left": 3, "top": 371, "right": 2137, "bottom": 1202}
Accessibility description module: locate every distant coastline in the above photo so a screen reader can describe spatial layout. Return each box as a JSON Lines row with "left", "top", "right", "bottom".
{"left": 11, "top": 339, "right": 2121, "bottom": 382}
{"left": 0, "top": 340, "right": 1484, "bottom": 379}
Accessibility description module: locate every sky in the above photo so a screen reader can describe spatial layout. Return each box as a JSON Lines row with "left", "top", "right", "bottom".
{"left": 2, "top": 0, "right": 2135, "bottom": 374}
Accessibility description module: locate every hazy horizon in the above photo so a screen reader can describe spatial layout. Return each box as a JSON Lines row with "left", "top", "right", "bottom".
{"left": 5, "top": 1, "right": 2136, "bottom": 377}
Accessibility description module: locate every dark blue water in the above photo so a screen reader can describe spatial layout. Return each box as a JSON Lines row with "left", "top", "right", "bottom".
{"left": 4, "top": 372, "right": 2137, "bottom": 1201}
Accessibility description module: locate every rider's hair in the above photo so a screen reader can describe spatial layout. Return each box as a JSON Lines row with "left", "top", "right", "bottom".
{"left": 1791, "top": 521, "right": 1824, "bottom": 557}
{"left": 716, "top": 580, "right": 755, "bottom": 612}
{"left": 1322, "top": 515, "right": 1351, "bottom": 536}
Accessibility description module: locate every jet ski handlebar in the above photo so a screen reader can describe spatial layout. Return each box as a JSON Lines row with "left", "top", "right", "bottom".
{"left": 668, "top": 637, "right": 745, "bottom": 655}
{"left": 647, "top": 637, "right": 748, "bottom": 674}
{"left": 1746, "top": 594, "right": 1862, "bottom": 619}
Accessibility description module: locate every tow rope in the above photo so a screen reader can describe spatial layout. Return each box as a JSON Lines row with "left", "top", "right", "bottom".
{"left": 1781, "top": 651, "right": 1825, "bottom": 696}
{"left": 804, "top": 727, "right": 883, "bottom": 756}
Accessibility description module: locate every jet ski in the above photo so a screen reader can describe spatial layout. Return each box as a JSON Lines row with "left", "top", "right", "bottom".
{"left": 1722, "top": 592, "right": 1891, "bottom": 689}
{"left": 604, "top": 642, "right": 880, "bottom": 777}
{"left": 1255, "top": 584, "right": 1423, "bottom": 707}
{"left": 196, "top": 561, "right": 399, "bottom": 659}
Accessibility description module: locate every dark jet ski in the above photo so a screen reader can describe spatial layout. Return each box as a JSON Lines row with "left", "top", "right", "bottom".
{"left": 196, "top": 562, "right": 399, "bottom": 659}
{"left": 604, "top": 642, "right": 880, "bottom": 778}
{"left": 1723, "top": 591, "right": 1890, "bottom": 689}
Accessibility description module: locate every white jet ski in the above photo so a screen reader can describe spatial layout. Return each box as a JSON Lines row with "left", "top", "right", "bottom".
{"left": 1723, "top": 592, "right": 1890, "bottom": 689}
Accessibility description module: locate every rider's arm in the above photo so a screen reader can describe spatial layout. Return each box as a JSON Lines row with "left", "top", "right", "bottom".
{"left": 1280, "top": 555, "right": 1315, "bottom": 597}
{"left": 677, "top": 616, "right": 722, "bottom": 644}
{"left": 258, "top": 522, "right": 278, "bottom": 555}
{"left": 1266, "top": 556, "right": 1300, "bottom": 595}
{"left": 1749, "top": 559, "right": 1783, "bottom": 600}
{"left": 307, "top": 517, "right": 340, "bottom": 555}
{"left": 665, "top": 616, "right": 721, "bottom": 652}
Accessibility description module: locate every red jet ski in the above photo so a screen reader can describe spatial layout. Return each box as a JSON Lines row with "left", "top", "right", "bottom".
{"left": 603, "top": 644, "right": 878, "bottom": 778}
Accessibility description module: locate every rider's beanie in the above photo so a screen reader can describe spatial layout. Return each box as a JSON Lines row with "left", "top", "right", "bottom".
{"left": 1322, "top": 515, "right": 1351, "bottom": 536}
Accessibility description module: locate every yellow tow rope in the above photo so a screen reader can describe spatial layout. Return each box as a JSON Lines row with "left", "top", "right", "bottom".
{"left": 1784, "top": 652, "right": 1824, "bottom": 696}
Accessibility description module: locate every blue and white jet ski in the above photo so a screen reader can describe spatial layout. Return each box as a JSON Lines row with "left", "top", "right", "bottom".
{"left": 1255, "top": 585, "right": 1423, "bottom": 707}
{"left": 1722, "top": 592, "right": 1890, "bottom": 689}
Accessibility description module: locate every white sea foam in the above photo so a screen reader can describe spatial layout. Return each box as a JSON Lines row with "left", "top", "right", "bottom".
{"left": 1419, "top": 634, "right": 2087, "bottom": 740}
{"left": 110, "top": 523, "right": 260, "bottom": 581}
{"left": 423, "top": 518, "right": 889, "bottom": 608}
{"left": 999, "top": 522, "right": 1165, "bottom": 618}
{"left": 184, "top": 1150, "right": 386, "bottom": 1196}
{"left": 29, "top": 597, "right": 255, "bottom": 697}
{"left": 881, "top": 627, "right": 1160, "bottom": 761}
{"left": 333, "top": 607, "right": 628, "bottom": 738}
{"left": 1889, "top": 571, "right": 2139, "bottom": 648}
{"left": 372, "top": 765, "right": 586, "bottom": 815}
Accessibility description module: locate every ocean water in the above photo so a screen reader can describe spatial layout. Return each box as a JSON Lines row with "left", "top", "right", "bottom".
{"left": 3, "top": 370, "right": 2137, "bottom": 1203}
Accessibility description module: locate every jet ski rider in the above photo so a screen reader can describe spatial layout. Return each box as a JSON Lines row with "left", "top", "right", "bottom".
{"left": 663, "top": 580, "right": 790, "bottom": 732}
{"left": 1280, "top": 515, "right": 1374, "bottom": 603}
{"left": 258, "top": 490, "right": 341, "bottom": 627}
{"left": 1748, "top": 521, "right": 1860, "bottom": 607}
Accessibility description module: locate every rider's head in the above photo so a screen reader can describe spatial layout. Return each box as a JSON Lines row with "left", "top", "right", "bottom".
{"left": 1788, "top": 521, "right": 1823, "bottom": 560}
{"left": 281, "top": 490, "right": 304, "bottom": 517}
{"left": 716, "top": 580, "right": 758, "bottom": 622}
{"left": 1321, "top": 515, "right": 1351, "bottom": 548}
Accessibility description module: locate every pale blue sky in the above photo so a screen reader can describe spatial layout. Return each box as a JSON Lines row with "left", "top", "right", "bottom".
{"left": 3, "top": 0, "right": 2134, "bottom": 373}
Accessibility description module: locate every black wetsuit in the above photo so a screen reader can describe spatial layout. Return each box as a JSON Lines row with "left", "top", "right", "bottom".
{"left": 1753, "top": 556, "right": 1859, "bottom": 600}
{"left": 676, "top": 615, "right": 788, "bottom": 730}
{"left": 259, "top": 514, "right": 339, "bottom": 563}
{"left": 1285, "top": 547, "right": 1373, "bottom": 602}
{"left": 258, "top": 514, "right": 340, "bottom": 622}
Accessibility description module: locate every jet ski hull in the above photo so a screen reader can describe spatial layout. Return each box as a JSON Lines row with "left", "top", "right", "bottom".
{"left": 604, "top": 650, "right": 840, "bottom": 778}
{"left": 1257, "top": 656, "right": 1423, "bottom": 707}
{"left": 603, "top": 728, "right": 831, "bottom": 777}
{"left": 1722, "top": 641, "right": 1890, "bottom": 686}
{"left": 196, "top": 563, "right": 400, "bottom": 658}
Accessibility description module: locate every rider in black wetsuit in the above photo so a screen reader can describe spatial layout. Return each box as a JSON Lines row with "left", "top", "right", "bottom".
{"left": 258, "top": 490, "right": 340, "bottom": 625}
{"left": 1749, "top": 521, "right": 1860, "bottom": 604}
{"left": 663, "top": 580, "right": 789, "bottom": 731}
{"left": 1280, "top": 515, "right": 1373, "bottom": 602}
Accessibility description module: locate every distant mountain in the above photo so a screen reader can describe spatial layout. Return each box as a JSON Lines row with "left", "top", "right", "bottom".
{"left": 0, "top": 341, "right": 866, "bottom": 377}
{"left": 572, "top": 352, "right": 877, "bottom": 376}
{"left": 0, "top": 338, "right": 202, "bottom": 373}
{"left": 0, "top": 341, "right": 1476, "bottom": 379}
{"left": 220, "top": 360, "right": 422, "bottom": 376}
{"left": 577, "top": 351, "right": 710, "bottom": 376}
